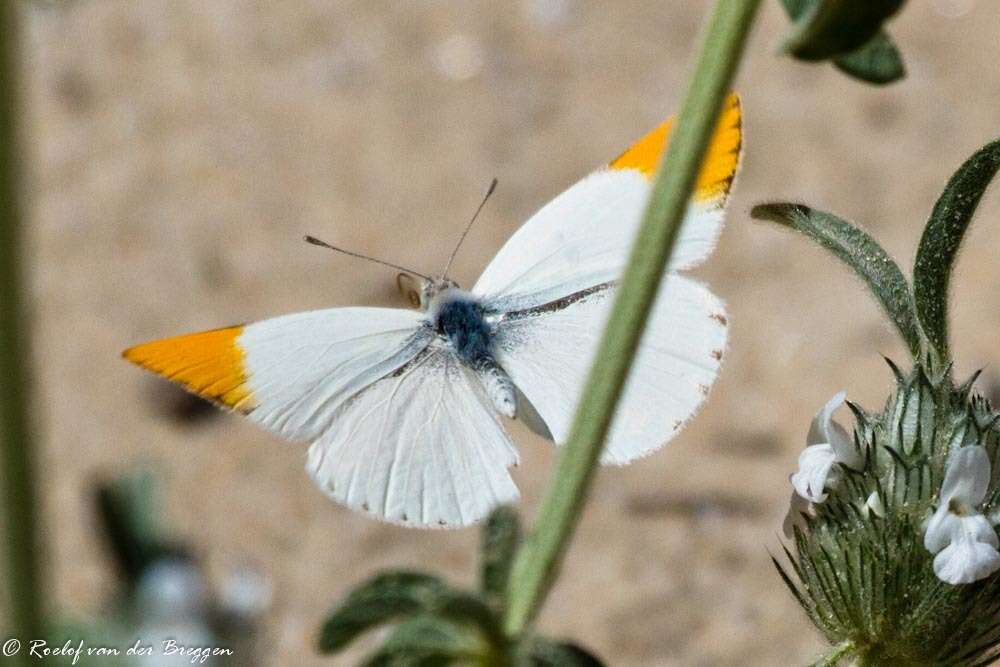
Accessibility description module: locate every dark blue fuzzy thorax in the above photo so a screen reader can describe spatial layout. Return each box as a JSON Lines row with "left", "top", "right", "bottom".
{"left": 435, "top": 298, "right": 493, "bottom": 367}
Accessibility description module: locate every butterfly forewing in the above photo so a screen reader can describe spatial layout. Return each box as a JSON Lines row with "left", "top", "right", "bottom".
{"left": 238, "top": 308, "right": 429, "bottom": 441}
{"left": 473, "top": 94, "right": 741, "bottom": 311}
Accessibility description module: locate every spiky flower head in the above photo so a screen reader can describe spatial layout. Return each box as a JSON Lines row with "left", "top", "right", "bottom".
{"left": 754, "top": 137, "right": 1000, "bottom": 665}
{"left": 778, "top": 364, "right": 1000, "bottom": 665}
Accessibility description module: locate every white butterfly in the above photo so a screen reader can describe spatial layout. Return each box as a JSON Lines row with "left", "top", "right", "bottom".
{"left": 124, "top": 95, "right": 741, "bottom": 528}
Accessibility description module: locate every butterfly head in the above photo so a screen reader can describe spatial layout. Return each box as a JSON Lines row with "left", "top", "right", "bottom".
{"left": 397, "top": 273, "right": 460, "bottom": 311}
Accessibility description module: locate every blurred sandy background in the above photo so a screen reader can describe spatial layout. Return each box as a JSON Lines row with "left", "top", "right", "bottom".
{"left": 12, "top": 0, "right": 1000, "bottom": 664}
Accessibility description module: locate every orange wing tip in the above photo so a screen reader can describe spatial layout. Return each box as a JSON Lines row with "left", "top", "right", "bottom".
{"left": 609, "top": 93, "right": 742, "bottom": 203}
{"left": 122, "top": 325, "right": 256, "bottom": 412}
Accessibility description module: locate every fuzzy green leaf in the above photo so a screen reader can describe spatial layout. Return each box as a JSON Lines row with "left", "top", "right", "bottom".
{"left": 435, "top": 590, "right": 506, "bottom": 648}
{"left": 833, "top": 31, "right": 905, "bottom": 85}
{"left": 779, "top": 0, "right": 905, "bottom": 61}
{"left": 913, "top": 139, "right": 1000, "bottom": 363}
{"left": 480, "top": 506, "right": 521, "bottom": 606}
{"left": 779, "top": 0, "right": 905, "bottom": 85}
{"left": 751, "top": 203, "right": 922, "bottom": 357}
{"left": 317, "top": 571, "right": 450, "bottom": 653}
{"left": 361, "top": 616, "right": 488, "bottom": 667}
{"left": 524, "top": 637, "right": 605, "bottom": 666}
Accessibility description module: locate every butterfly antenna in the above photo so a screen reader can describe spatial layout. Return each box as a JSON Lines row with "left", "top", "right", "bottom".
{"left": 304, "top": 235, "right": 433, "bottom": 281}
{"left": 442, "top": 177, "right": 498, "bottom": 279}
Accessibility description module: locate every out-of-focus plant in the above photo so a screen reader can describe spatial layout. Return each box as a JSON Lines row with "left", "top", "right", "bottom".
{"left": 0, "top": 1, "right": 45, "bottom": 662}
{"left": 776, "top": 0, "right": 907, "bottom": 85}
{"left": 46, "top": 471, "right": 272, "bottom": 666}
{"left": 754, "top": 138, "right": 1000, "bottom": 665}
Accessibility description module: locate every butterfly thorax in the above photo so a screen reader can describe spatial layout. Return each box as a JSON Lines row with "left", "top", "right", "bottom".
{"left": 427, "top": 288, "right": 517, "bottom": 418}
{"left": 430, "top": 291, "right": 491, "bottom": 365}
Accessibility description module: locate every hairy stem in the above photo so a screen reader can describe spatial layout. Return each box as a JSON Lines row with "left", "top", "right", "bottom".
{"left": 502, "top": 0, "right": 761, "bottom": 636}
{"left": 0, "top": 0, "right": 44, "bottom": 655}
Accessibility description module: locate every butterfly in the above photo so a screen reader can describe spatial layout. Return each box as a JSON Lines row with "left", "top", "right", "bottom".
{"left": 123, "top": 94, "right": 741, "bottom": 528}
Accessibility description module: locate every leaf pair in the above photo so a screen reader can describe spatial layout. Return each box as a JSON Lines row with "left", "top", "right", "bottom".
{"left": 752, "top": 138, "right": 1000, "bottom": 368}
{"left": 317, "top": 507, "right": 603, "bottom": 665}
{"left": 777, "top": 0, "right": 906, "bottom": 85}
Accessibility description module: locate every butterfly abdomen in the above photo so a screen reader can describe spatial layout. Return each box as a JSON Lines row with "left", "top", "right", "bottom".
{"left": 477, "top": 358, "right": 516, "bottom": 418}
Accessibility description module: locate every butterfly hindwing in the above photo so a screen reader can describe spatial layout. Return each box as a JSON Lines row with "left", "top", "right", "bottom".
{"left": 306, "top": 343, "right": 519, "bottom": 527}
{"left": 494, "top": 275, "right": 727, "bottom": 464}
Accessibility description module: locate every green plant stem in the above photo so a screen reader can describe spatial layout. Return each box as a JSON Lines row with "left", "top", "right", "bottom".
{"left": 502, "top": 0, "right": 761, "bottom": 636}
{"left": 0, "top": 0, "right": 44, "bottom": 655}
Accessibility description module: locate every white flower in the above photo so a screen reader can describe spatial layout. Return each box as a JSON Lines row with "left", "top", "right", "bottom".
{"left": 924, "top": 445, "right": 1000, "bottom": 585}
{"left": 863, "top": 491, "right": 885, "bottom": 519}
{"left": 790, "top": 391, "right": 862, "bottom": 503}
